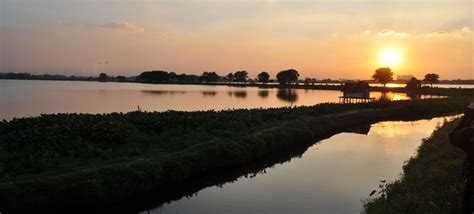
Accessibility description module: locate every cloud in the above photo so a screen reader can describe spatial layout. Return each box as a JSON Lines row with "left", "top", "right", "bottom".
{"left": 359, "top": 27, "right": 472, "bottom": 38}
{"left": 425, "top": 26, "right": 471, "bottom": 37}
{"left": 100, "top": 22, "right": 144, "bottom": 33}
{"left": 377, "top": 30, "right": 409, "bottom": 37}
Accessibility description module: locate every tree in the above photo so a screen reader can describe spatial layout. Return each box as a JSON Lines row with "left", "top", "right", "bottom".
{"left": 224, "top": 73, "right": 234, "bottom": 82}
{"left": 234, "top": 71, "right": 248, "bottom": 83}
{"left": 98, "top": 73, "right": 108, "bottom": 82}
{"left": 372, "top": 67, "right": 394, "bottom": 87}
{"left": 276, "top": 69, "right": 300, "bottom": 85}
{"left": 136, "top": 70, "right": 172, "bottom": 83}
{"left": 257, "top": 72, "right": 270, "bottom": 84}
{"left": 423, "top": 73, "right": 440, "bottom": 87}
{"left": 198, "top": 71, "right": 220, "bottom": 83}
{"left": 116, "top": 76, "right": 127, "bottom": 82}
{"left": 405, "top": 77, "right": 422, "bottom": 91}
{"left": 304, "top": 78, "right": 313, "bottom": 85}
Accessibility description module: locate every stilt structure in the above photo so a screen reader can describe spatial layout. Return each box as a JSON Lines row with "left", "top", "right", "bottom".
{"left": 339, "top": 81, "right": 375, "bottom": 103}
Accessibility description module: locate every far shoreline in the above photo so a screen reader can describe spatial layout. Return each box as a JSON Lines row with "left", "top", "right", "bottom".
{"left": 2, "top": 78, "right": 474, "bottom": 96}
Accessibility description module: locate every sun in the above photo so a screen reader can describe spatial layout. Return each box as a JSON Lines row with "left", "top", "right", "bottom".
{"left": 378, "top": 47, "right": 403, "bottom": 68}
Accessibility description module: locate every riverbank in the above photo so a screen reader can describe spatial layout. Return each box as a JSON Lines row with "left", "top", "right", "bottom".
{"left": 0, "top": 97, "right": 471, "bottom": 212}
{"left": 362, "top": 118, "right": 465, "bottom": 213}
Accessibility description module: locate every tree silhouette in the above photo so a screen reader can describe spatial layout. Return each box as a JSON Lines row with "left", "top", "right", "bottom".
{"left": 423, "top": 73, "right": 440, "bottom": 87}
{"left": 224, "top": 73, "right": 234, "bottom": 82}
{"left": 136, "top": 70, "right": 172, "bottom": 83}
{"left": 257, "top": 72, "right": 270, "bottom": 84}
{"left": 276, "top": 69, "right": 300, "bottom": 86}
{"left": 98, "top": 73, "right": 108, "bottom": 82}
{"left": 372, "top": 67, "right": 394, "bottom": 87}
{"left": 405, "top": 77, "right": 422, "bottom": 91}
{"left": 234, "top": 71, "right": 248, "bottom": 83}
{"left": 198, "top": 71, "right": 220, "bottom": 83}
{"left": 116, "top": 76, "right": 127, "bottom": 82}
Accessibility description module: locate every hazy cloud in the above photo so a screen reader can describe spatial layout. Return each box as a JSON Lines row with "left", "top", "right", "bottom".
{"left": 359, "top": 27, "right": 472, "bottom": 38}
{"left": 425, "top": 26, "right": 472, "bottom": 37}
{"left": 100, "top": 22, "right": 144, "bottom": 33}
{"left": 377, "top": 30, "right": 409, "bottom": 37}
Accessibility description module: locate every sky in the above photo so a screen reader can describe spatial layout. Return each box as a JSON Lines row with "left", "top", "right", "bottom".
{"left": 0, "top": 0, "right": 473, "bottom": 79}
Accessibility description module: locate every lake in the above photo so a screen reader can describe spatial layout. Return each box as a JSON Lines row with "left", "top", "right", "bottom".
{"left": 143, "top": 116, "right": 456, "bottom": 214}
{"left": 0, "top": 79, "right": 442, "bottom": 120}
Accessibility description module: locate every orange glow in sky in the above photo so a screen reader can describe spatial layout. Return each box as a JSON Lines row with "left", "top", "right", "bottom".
{"left": 0, "top": 1, "right": 472, "bottom": 79}
{"left": 378, "top": 47, "right": 403, "bottom": 69}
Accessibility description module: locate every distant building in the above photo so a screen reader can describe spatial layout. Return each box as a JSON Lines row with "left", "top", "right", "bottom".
{"left": 397, "top": 75, "right": 414, "bottom": 82}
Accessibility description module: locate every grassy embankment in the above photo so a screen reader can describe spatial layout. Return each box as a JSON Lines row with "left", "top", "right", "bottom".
{"left": 363, "top": 118, "right": 465, "bottom": 213}
{"left": 0, "top": 97, "right": 471, "bottom": 212}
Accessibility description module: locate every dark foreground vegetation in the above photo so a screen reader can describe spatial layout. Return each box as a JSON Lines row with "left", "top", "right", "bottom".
{"left": 0, "top": 97, "right": 471, "bottom": 212}
{"left": 363, "top": 118, "right": 465, "bottom": 213}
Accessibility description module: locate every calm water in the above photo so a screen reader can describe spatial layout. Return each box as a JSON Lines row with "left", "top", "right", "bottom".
{"left": 0, "top": 79, "right": 442, "bottom": 120}
{"left": 370, "top": 83, "right": 474, "bottom": 88}
{"left": 144, "top": 116, "right": 455, "bottom": 214}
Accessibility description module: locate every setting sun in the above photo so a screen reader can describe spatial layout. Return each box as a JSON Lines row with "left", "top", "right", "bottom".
{"left": 378, "top": 48, "right": 403, "bottom": 68}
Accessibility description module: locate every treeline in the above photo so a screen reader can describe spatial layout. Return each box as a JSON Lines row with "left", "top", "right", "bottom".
{"left": 0, "top": 72, "right": 97, "bottom": 81}
{"left": 0, "top": 72, "right": 133, "bottom": 82}
{"left": 135, "top": 69, "right": 303, "bottom": 85}
{"left": 1, "top": 70, "right": 340, "bottom": 86}
{"left": 3, "top": 71, "right": 473, "bottom": 86}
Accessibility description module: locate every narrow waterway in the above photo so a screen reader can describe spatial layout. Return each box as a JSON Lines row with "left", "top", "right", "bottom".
{"left": 142, "top": 116, "right": 457, "bottom": 214}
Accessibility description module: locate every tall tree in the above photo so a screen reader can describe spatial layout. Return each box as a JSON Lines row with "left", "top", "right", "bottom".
{"left": 276, "top": 69, "right": 300, "bottom": 85}
{"left": 372, "top": 67, "right": 394, "bottom": 87}
{"left": 423, "top": 73, "right": 440, "bottom": 87}
{"left": 98, "top": 73, "right": 108, "bottom": 82}
{"left": 234, "top": 71, "right": 248, "bottom": 83}
{"left": 257, "top": 71, "right": 270, "bottom": 84}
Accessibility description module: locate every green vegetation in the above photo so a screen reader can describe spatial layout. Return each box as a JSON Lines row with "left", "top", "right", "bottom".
{"left": 363, "top": 118, "right": 465, "bottom": 213}
{"left": 0, "top": 102, "right": 388, "bottom": 181}
{"left": 0, "top": 97, "right": 471, "bottom": 211}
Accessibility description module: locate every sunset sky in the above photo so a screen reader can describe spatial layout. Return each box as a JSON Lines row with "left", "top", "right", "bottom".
{"left": 1, "top": 0, "right": 472, "bottom": 79}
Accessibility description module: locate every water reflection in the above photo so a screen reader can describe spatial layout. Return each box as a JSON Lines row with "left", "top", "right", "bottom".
{"left": 276, "top": 89, "right": 298, "bottom": 103}
{"left": 257, "top": 90, "right": 270, "bottom": 99}
{"left": 0, "top": 80, "right": 446, "bottom": 120}
{"left": 227, "top": 91, "right": 247, "bottom": 99}
{"left": 141, "top": 90, "right": 187, "bottom": 95}
{"left": 146, "top": 116, "right": 456, "bottom": 214}
{"left": 344, "top": 124, "right": 371, "bottom": 135}
{"left": 201, "top": 91, "right": 217, "bottom": 97}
